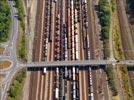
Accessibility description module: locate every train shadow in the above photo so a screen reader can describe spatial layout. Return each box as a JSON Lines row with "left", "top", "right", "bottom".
{"left": 27, "top": 67, "right": 62, "bottom": 72}
{"left": 27, "top": 65, "right": 107, "bottom": 72}
{"left": 78, "top": 65, "right": 106, "bottom": 71}
{"left": 27, "top": 67, "right": 43, "bottom": 71}
{"left": 127, "top": 66, "right": 134, "bottom": 71}
{"left": 91, "top": 65, "right": 106, "bottom": 70}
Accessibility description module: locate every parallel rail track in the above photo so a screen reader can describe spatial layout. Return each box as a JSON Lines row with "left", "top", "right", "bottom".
{"left": 28, "top": 0, "right": 110, "bottom": 100}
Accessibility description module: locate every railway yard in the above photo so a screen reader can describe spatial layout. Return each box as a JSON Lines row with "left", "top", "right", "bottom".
{"left": 29, "top": 0, "right": 109, "bottom": 100}
{"left": 2, "top": 0, "right": 134, "bottom": 100}
{"left": 27, "top": 0, "right": 134, "bottom": 100}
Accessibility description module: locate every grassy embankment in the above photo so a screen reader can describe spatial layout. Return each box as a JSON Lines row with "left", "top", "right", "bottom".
{"left": 7, "top": 69, "right": 26, "bottom": 100}
{"left": 112, "top": 1, "right": 133, "bottom": 100}
{"left": 0, "top": 1, "right": 11, "bottom": 43}
{"left": 14, "top": 0, "right": 27, "bottom": 61}
{"left": 99, "top": 0, "right": 118, "bottom": 97}
{"left": 105, "top": 65, "right": 118, "bottom": 96}
{"left": 115, "top": 64, "right": 134, "bottom": 100}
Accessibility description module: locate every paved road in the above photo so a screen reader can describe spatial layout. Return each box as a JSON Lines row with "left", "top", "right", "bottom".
{"left": 22, "top": 60, "right": 134, "bottom": 67}
{"left": 0, "top": 1, "right": 19, "bottom": 100}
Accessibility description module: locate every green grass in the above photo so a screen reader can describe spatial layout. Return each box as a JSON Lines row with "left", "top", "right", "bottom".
{"left": 7, "top": 69, "right": 26, "bottom": 100}
{"left": 99, "top": 0, "right": 111, "bottom": 40}
{"left": 103, "top": 39, "right": 110, "bottom": 59}
{"left": 18, "top": 30, "right": 27, "bottom": 61}
{"left": 105, "top": 65, "right": 118, "bottom": 96}
{"left": 0, "top": 0, "right": 11, "bottom": 42}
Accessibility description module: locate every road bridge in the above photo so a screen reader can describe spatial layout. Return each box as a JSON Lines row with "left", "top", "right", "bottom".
{"left": 21, "top": 60, "right": 134, "bottom": 67}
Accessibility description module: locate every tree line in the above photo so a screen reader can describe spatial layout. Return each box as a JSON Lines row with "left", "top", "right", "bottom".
{"left": 0, "top": 1, "right": 11, "bottom": 42}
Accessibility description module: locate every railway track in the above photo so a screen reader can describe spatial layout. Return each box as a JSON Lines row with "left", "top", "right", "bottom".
{"left": 28, "top": 0, "right": 106, "bottom": 100}
{"left": 116, "top": 0, "right": 134, "bottom": 59}
{"left": 28, "top": 0, "right": 44, "bottom": 100}
{"left": 117, "top": 0, "right": 134, "bottom": 96}
{"left": 32, "top": 0, "right": 44, "bottom": 61}
{"left": 128, "top": 13, "right": 134, "bottom": 98}
{"left": 124, "top": 1, "right": 134, "bottom": 96}
{"left": 86, "top": 0, "right": 110, "bottom": 99}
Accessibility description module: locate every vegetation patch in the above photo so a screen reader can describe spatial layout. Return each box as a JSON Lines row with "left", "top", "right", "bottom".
{"left": 112, "top": 12, "right": 133, "bottom": 99}
{"left": 0, "top": 1, "right": 11, "bottom": 42}
{"left": 103, "top": 40, "right": 110, "bottom": 59}
{"left": 17, "top": 27, "right": 27, "bottom": 61}
{"left": 99, "top": 0, "right": 111, "bottom": 59}
{"left": 13, "top": 0, "right": 25, "bottom": 30}
{"left": 111, "top": 5, "right": 133, "bottom": 98}
{"left": 99, "top": 0, "right": 111, "bottom": 40}
{"left": 112, "top": 13, "right": 124, "bottom": 60}
{"left": 0, "top": 60, "right": 11, "bottom": 69}
{"left": 105, "top": 65, "right": 118, "bottom": 96}
{"left": 117, "top": 65, "right": 133, "bottom": 100}
{"left": 13, "top": 0, "right": 27, "bottom": 61}
{"left": 7, "top": 69, "right": 26, "bottom": 100}
{"left": 110, "top": 0, "right": 116, "bottom": 12}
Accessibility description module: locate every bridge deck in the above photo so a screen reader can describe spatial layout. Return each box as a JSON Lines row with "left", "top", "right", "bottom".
{"left": 21, "top": 60, "right": 134, "bottom": 67}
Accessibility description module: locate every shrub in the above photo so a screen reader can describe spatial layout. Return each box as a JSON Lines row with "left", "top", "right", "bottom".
{"left": 8, "top": 69, "right": 26, "bottom": 100}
